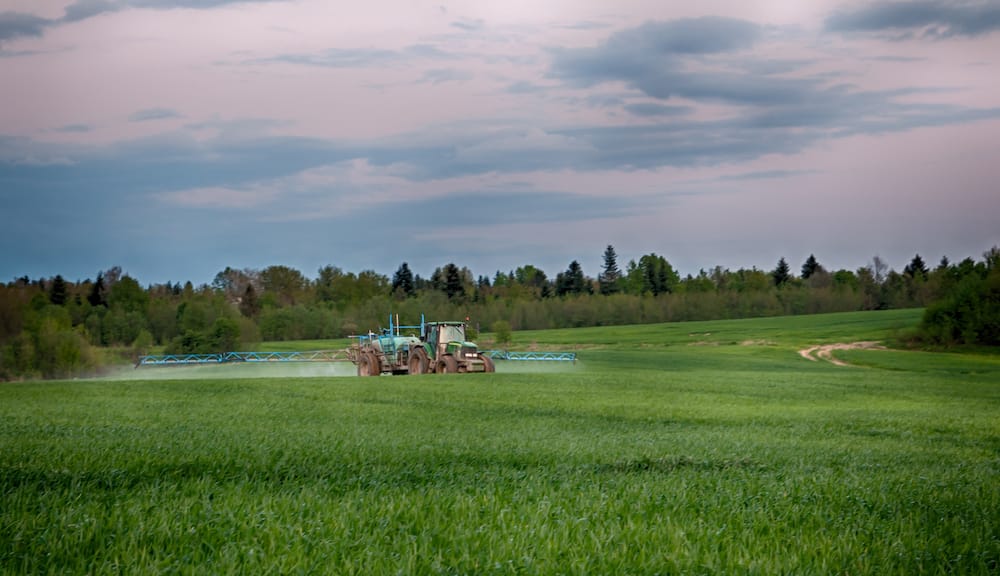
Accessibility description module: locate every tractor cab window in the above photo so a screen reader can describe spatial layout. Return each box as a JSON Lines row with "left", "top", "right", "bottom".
{"left": 440, "top": 324, "right": 465, "bottom": 343}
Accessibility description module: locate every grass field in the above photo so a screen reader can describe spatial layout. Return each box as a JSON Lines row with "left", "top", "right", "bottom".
{"left": 2, "top": 309, "right": 999, "bottom": 574}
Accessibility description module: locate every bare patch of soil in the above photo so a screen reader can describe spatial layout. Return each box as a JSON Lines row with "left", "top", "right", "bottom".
{"left": 798, "top": 341, "right": 886, "bottom": 367}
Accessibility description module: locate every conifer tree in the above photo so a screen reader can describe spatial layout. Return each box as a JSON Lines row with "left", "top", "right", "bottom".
{"left": 391, "top": 262, "right": 416, "bottom": 297}
{"left": 49, "top": 275, "right": 67, "bottom": 306}
{"left": 556, "top": 260, "right": 590, "bottom": 296}
{"left": 443, "top": 263, "right": 465, "bottom": 300}
{"left": 88, "top": 272, "right": 106, "bottom": 307}
{"left": 772, "top": 257, "right": 791, "bottom": 287}
{"left": 599, "top": 245, "right": 621, "bottom": 295}
{"left": 801, "top": 254, "right": 820, "bottom": 279}
{"left": 239, "top": 284, "right": 261, "bottom": 318}
{"left": 904, "top": 254, "right": 929, "bottom": 280}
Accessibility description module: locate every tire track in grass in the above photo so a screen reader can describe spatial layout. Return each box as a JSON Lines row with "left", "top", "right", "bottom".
{"left": 798, "top": 342, "right": 886, "bottom": 367}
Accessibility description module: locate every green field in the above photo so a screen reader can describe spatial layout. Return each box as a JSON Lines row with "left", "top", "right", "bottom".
{"left": 2, "top": 309, "right": 999, "bottom": 574}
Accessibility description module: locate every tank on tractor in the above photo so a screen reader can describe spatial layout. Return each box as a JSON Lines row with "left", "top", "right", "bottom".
{"left": 350, "top": 315, "right": 495, "bottom": 376}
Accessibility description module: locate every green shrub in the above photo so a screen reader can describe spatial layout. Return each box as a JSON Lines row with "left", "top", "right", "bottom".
{"left": 492, "top": 319, "right": 512, "bottom": 347}
{"left": 920, "top": 266, "right": 1000, "bottom": 346}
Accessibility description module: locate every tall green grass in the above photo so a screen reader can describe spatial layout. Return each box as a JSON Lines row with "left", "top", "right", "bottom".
{"left": 2, "top": 310, "right": 998, "bottom": 574}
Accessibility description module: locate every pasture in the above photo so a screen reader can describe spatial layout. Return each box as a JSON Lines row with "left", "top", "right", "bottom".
{"left": 2, "top": 309, "right": 998, "bottom": 574}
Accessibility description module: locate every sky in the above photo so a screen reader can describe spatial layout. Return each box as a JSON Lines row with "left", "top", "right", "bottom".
{"left": 2, "top": 0, "right": 999, "bottom": 286}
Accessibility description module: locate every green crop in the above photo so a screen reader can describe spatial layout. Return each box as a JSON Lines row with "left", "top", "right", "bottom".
{"left": 2, "top": 310, "right": 998, "bottom": 574}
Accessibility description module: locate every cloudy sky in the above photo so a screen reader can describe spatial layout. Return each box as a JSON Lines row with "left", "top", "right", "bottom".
{"left": 2, "top": 0, "right": 999, "bottom": 285}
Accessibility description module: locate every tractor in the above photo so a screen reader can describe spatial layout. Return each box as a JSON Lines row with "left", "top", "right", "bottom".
{"left": 351, "top": 316, "right": 495, "bottom": 376}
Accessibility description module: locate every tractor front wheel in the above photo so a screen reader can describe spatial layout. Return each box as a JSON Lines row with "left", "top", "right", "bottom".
{"left": 439, "top": 355, "right": 458, "bottom": 374}
{"left": 480, "top": 354, "right": 495, "bottom": 373}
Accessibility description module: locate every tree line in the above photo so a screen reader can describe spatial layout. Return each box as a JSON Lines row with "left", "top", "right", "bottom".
{"left": 1, "top": 246, "right": 997, "bottom": 380}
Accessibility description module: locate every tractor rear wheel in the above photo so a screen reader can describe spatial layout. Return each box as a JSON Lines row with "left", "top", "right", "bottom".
{"left": 357, "top": 353, "right": 371, "bottom": 377}
{"left": 439, "top": 355, "right": 458, "bottom": 374}
{"left": 408, "top": 349, "right": 428, "bottom": 375}
{"left": 366, "top": 352, "right": 381, "bottom": 376}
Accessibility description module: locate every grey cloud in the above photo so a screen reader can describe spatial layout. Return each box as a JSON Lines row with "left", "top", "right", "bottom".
{"left": 507, "top": 80, "right": 545, "bottom": 94}
{"left": 0, "top": 12, "right": 51, "bottom": 42}
{"left": 450, "top": 19, "right": 484, "bottom": 32}
{"left": 264, "top": 44, "right": 452, "bottom": 68}
{"left": 548, "top": 119, "right": 813, "bottom": 171}
{"left": 612, "top": 17, "right": 761, "bottom": 56}
{"left": 358, "top": 87, "right": 1000, "bottom": 180}
{"left": 64, "top": 0, "right": 289, "bottom": 18}
{"left": 268, "top": 48, "right": 398, "bottom": 68}
{"left": 717, "top": 169, "right": 820, "bottom": 181}
{"left": 554, "top": 43, "right": 824, "bottom": 107}
{"left": 378, "top": 189, "right": 638, "bottom": 227}
{"left": 623, "top": 103, "right": 692, "bottom": 117}
{"left": 825, "top": 1, "right": 1000, "bottom": 38}
{"left": 830, "top": 103, "right": 1000, "bottom": 136}
{"left": 548, "top": 17, "right": 983, "bottom": 136}
{"left": 739, "top": 58, "right": 813, "bottom": 75}
{"left": 129, "top": 0, "right": 287, "bottom": 6}
{"left": 419, "top": 68, "right": 473, "bottom": 84}
{"left": 549, "top": 18, "right": 823, "bottom": 108}
{"left": 53, "top": 124, "right": 93, "bottom": 133}
{"left": 3, "top": 1, "right": 297, "bottom": 44}
{"left": 506, "top": 81, "right": 545, "bottom": 94}
{"left": 549, "top": 17, "right": 761, "bottom": 87}
{"left": 7, "top": 89, "right": 993, "bottom": 197}
{"left": 59, "top": 0, "right": 295, "bottom": 26}
{"left": 62, "top": 0, "right": 121, "bottom": 23}
{"left": 129, "top": 107, "right": 181, "bottom": 122}
{"left": 0, "top": 48, "right": 43, "bottom": 58}
{"left": 865, "top": 55, "right": 927, "bottom": 62}
{"left": 584, "top": 94, "right": 626, "bottom": 108}
{"left": 556, "top": 21, "right": 611, "bottom": 31}
{"left": 405, "top": 44, "right": 453, "bottom": 60}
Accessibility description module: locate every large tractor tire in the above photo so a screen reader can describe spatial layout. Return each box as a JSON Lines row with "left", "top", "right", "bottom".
{"left": 358, "top": 351, "right": 380, "bottom": 377}
{"left": 408, "top": 349, "right": 428, "bottom": 375}
{"left": 356, "top": 353, "right": 371, "bottom": 377}
{"left": 439, "top": 355, "right": 458, "bottom": 374}
{"left": 480, "top": 354, "right": 495, "bottom": 373}
{"left": 366, "top": 352, "right": 381, "bottom": 376}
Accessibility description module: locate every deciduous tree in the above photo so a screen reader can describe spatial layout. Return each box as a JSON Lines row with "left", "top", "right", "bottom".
{"left": 260, "top": 265, "right": 308, "bottom": 307}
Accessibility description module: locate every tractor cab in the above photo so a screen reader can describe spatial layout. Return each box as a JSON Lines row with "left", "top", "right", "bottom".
{"left": 424, "top": 321, "right": 471, "bottom": 359}
{"left": 421, "top": 321, "right": 494, "bottom": 373}
{"left": 427, "top": 322, "right": 465, "bottom": 347}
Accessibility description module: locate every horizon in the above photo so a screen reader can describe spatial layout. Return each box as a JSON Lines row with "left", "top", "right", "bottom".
{"left": 6, "top": 246, "right": 990, "bottom": 288}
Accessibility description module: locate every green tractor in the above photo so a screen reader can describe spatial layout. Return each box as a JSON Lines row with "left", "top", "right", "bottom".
{"left": 352, "top": 317, "right": 494, "bottom": 376}
{"left": 408, "top": 321, "right": 495, "bottom": 375}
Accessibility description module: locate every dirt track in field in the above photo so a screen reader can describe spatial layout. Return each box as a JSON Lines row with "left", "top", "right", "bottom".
{"left": 798, "top": 341, "right": 886, "bottom": 366}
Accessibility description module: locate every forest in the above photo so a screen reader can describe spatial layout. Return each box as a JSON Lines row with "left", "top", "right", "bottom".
{"left": 1, "top": 245, "right": 998, "bottom": 380}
